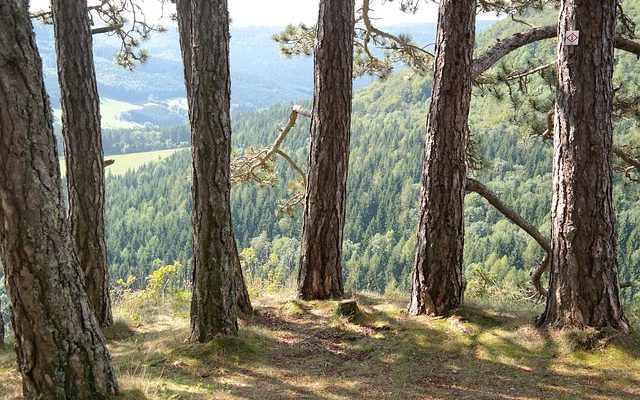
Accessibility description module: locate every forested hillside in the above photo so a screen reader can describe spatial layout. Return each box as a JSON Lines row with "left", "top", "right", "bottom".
{"left": 103, "top": 2, "right": 640, "bottom": 304}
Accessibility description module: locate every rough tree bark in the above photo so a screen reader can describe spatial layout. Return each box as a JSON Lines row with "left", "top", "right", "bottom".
{"left": 51, "top": 0, "right": 112, "bottom": 326}
{"left": 0, "top": 1, "right": 118, "bottom": 397}
{"left": 297, "top": 0, "right": 355, "bottom": 300}
{"left": 408, "top": 0, "right": 477, "bottom": 316}
{"left": 176, "top": 0, "right": 252, "bottom": 317}
{"left": 177, "top": 0, "right": 239, "bottom": 339}
{"left": 538, "top": 0, "right": 629, "bottom": 332}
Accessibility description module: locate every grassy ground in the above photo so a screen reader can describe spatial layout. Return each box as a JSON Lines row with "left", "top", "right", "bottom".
{"left": 1, "top": 292, "right": 639, "bottom": 399}
{"left": 60, "top": 148, "right": 187, "bottom": 178}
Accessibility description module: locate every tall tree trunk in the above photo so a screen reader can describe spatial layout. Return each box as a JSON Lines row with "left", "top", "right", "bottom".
{"left": 539, "top": 0, "right": 629, "bottom": 332}
{"left": 0, "top": 1, "right": 118, "bottom": 397}
{"left": 408, "top": 0, "right": 476, "bottom": 316}
{"left": 51, "top": 0, "right": 112, "bottom": 326}
{"left": 176, "top": 0, "right": 252, "bottom": 317}
{"left": 297, "top": 0, "right": 355, "bottom": 300}
{"left": 177, "top": 0, "right": 239, "bottom": 340}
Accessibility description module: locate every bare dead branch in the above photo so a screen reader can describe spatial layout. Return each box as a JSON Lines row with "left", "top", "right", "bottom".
{"left": 614, "top": 147, "right": 640, "bottom": 171}
{"left": 231, "top": 105, "right": 310, "bottom": 188}
{"left": 292, "top": 105, "right": 312, "bottom": 118}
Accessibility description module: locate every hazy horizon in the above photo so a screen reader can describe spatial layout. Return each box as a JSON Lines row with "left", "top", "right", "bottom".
{"left": 29, "top": 0, "right": 502, "bottom": 28}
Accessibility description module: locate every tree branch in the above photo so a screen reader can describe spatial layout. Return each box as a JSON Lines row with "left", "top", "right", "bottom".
{"left": 465, "top": 177, "right": 551, "bottom": 298}
{"left": 506, "top": 62, "right": 554, "bottom": 81}
{"left": 614, "top": 147, "right": 640, "bottom": 171}
{"left": 472, "top": 25, "right": 556, "bottom": 79}
{"left": 276, "top": 149, "right": 307, "bottom": 188}
{"left": 472, "top": 25, "right": 640, "bottom": 79}
{"left": 614, "top": 36, "right": 640, "bottom": 58}
{"left": 231, "top": 105, "right": 310, "bottom": 186}
{"left": 466, "top": 178, "right": 550, "bottom": 251}
{"left": 91, "top": 23, "right": 123, "bottom": 35}
{"left": 360, "top": 0, "right": 432, "bottom": 60}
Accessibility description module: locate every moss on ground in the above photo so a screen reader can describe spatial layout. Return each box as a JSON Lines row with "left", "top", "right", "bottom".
{"left": 0, "top": 292, "right": 639, "bottom": 399}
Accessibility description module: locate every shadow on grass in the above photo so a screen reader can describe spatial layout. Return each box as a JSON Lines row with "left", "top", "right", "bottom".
{"left": 2, "top": 294, "right": 638, "bottom": 399}
{"left": 0, "top": 296, "right": 624, "bottom": 400}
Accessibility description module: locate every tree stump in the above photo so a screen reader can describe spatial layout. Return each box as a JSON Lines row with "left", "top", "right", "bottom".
{"left": 335, "top": 299, "right": 359, "bottom": 321}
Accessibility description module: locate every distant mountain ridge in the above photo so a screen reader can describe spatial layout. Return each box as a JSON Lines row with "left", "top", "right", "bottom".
{"left": 34, "top": 21, "right": 494, "bottom": 127}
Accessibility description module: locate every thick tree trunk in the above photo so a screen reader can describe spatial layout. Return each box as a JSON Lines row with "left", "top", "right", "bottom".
{"left": 177, "top": 0, "right": 239, "bottom": 340}
{"left": 176, "top": 0, "right": 252, "bottom": 317}
{"left": 539, "top": 0, "right": 629, "bottom": 332}
{"left": 408, "top": 0, "right": 476, "bottom": 316}
{"left": 297, "top": 0, "right": 355, "bottom": 300}
{"left": 51, "top": 0, "right": 112, "bottom": 326}
{"left": 0, "top": 1, "right": 118, "bottom": 398}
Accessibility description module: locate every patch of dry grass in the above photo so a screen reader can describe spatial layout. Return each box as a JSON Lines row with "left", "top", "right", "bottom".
{"left": 1, "top": 292, "right": 639, "bottom": 399}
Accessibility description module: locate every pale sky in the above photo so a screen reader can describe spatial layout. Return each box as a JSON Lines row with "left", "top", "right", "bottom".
{"left": 30, "top": 0, "right": 500, "bottom": 28}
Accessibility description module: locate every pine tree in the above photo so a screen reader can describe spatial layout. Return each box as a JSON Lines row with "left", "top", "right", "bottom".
{"left": 297, "top": 0, "right": 356, "bottom": 300}
{"left": 538, "top": 0, "right": 629, "bottom": 331}
{"left": 175, "top": 0, "right": 252, "bottom": 316}
{"left": 408, "top": 0, "right": 477, "bottom": 316}
{"left": 51, "top": 0, "right": 112, "bottom": 327}
{"left": 177, "top": 0, "right": 239, "bottom": 339}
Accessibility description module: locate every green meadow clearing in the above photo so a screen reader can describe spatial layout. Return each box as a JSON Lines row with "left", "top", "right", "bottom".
{"left": 60, "top": 148, "right": 188, "bottom": 178}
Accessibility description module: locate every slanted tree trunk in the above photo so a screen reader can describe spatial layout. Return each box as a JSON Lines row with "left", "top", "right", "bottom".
{"left": 51, "top": 0, "right": 112, "bottom": 326}
{"left": 177, "top": 0, "right": 239, "bottom": 340}
{"left": 232, "top": 243, "right": 253, "bottom": 316}
{"left": 176, "top": 0, "right": 252, "bottom": 317}
{"left": 0, "top": 1, "right": 118, "bottom": 397}
{"left": 297, "top": 0, "right": 355, "bottom": 300}
{"left": 408, "top": 0, "right": 476, "bottom": 316}
{"left": 538, "top": 0, "right": 629, "bottom": 332}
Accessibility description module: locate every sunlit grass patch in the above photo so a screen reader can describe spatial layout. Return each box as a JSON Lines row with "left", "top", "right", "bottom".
{"left": 0, "top": 289, "right": 638, "bottom": 399}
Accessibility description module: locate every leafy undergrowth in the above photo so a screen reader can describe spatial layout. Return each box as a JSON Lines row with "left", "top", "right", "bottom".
{"left": 1, "top": 293, "right": 639, "bottom": 399}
